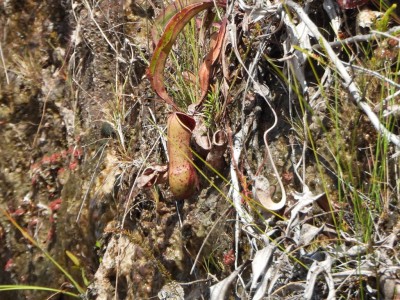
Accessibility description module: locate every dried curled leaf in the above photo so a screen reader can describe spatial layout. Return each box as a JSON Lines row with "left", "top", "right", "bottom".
{"left": 304, "top": 253, "right": 335, "bottom": 300}
{"left": 299, "top": 224, "right": 324, "bottom": 246}
{"left": 379, "top": 274, "right": 400, "bottom": 300}
{"left": 136, "top": 165, "right": 169, "bottom": 189}
{"left": 206, "top": 129, "right": 227, "bottom": 171}
{"left": 250, "top": 246, "right": 276, "bottom": 291}
{"left": 210, "top": 262, "right": 249, "bottom": 300}
{"left": 192, "top": 116, "right": 211, "bottom": 156}
{"left": 252, "top": 175, "right": 286, "bottom": 211}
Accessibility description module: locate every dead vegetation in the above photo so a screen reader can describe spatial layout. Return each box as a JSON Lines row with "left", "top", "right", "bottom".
{"left": 1, "top": 0, "right": 400, "bottom": 299}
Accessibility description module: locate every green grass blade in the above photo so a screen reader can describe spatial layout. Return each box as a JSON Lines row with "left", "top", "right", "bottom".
{"left": 1, "top": 209, "right": 85, "bottom": 294}
{"left": 0, "top": 285, "right": 80, "bottom": 298}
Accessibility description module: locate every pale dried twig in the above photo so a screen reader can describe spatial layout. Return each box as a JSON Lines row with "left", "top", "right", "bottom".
{"left": 312, "top": 26, "right": 400, "bottom": 50}
{"left": 304, "top": 253, "right": 335, "bottom": 300}
{"left": 284, "top": 0, "right": 400, "bottom": 148}
{"left": 0, "top": 43, "right": 9, "bottom": 84}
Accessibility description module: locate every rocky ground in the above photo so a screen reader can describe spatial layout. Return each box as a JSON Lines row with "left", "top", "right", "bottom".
{"left": 0, "top": 0, "right": 400, "bottom": 299}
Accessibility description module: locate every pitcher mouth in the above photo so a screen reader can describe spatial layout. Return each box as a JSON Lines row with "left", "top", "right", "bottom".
{"left": 175, "top": 112, "right": 196, "bottom": 132}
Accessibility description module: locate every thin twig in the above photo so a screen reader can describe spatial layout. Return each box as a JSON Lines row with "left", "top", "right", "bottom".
{"left": 284, "top": 0, "right": 400, "bottom": 148}
{"left": 32, "top": 90, "right": 51, "bottom": 149}
{"left": 340, "top": 61, "right": 400, "bottom": 89}
{"left": 76, "top": 142, "right": 107, "bottom": 222}
{"left": 82, "top": 0, "right": 125, "bottom": 62}
{"left": 0, "top": 43, "right": 9, "bottom": 84}
{"left": 312, "top": 26, "right": 400, "bottom": 50}
{"left": 189, "top": 207, "right": 230, "bottom": 275}
{"left": 121, "top": 133, "right": 163, "bottom": 227}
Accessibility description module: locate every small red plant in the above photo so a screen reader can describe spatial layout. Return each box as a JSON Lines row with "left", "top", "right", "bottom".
{"left": 49, "top": 198, "right": 62, "bottom": 212}
{"left": 337, "top": 0, "right": 369, "bottom": 9}
{"left": 4, "top": 258, "right": 14, "bottom": 272}
{"left": 223, "top": 249, "right": 235, "bottom": 266}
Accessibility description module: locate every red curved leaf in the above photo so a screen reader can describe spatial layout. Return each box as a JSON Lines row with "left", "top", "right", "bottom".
{"left": 152, "top": 0, "right": 208, "bottom": 46}
{"left": 198, "top": 18, "right": 227, "bottom": 104}
{"left": 147, "top": 0, "right": 225, "bottom": 110}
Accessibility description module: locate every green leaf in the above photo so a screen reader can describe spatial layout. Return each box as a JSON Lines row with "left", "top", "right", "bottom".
{"left": 375, "top": 4, "right": 397, "bottom": 32}
{"left": 66, "top": 250, "right": 81, "bottom": 267}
